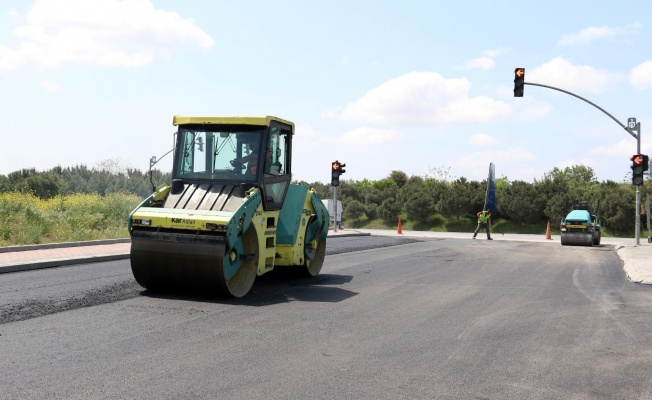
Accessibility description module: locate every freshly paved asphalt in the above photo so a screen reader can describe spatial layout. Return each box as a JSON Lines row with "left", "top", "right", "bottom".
{"left": 0, "top": 229, "right": 650, "bottom": 285}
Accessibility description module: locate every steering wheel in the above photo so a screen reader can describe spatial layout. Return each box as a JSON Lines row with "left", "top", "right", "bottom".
{"left": 230, "top": 159, "right": 246, "bottom": 170}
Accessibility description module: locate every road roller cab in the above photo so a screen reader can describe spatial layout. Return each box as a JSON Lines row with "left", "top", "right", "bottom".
{"left": 128, "top": 116, "right": 329, "bottom": 297}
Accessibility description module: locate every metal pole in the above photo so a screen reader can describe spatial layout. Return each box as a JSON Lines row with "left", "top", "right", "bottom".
{"left": 526, "top": 83, "right": 637, "bottom": 139}
{"left": 636, "top": 187, "right": 641, "bottom": 245}
{"left": 646, "top": 193, "right": 651, "bottom": 243}
{"left": 636, "top": 122, "right": 641, "bottom": 245}
{"left": 333, "top": 186, "right": 338, "bottom": 233}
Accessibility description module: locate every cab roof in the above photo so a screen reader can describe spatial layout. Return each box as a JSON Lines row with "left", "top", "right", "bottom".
{"left": 172, "top": 116, "right": 294, "bottom": 134}
{"left": 565, "top": 209, "right": 591, "bottom": 221}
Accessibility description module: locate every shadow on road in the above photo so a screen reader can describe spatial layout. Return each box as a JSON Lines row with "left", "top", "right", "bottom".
{"left": 142, "top": 273, "right": 357, "bottom": 306}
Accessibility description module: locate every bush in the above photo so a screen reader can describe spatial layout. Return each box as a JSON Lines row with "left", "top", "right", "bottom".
{"left": 379, "top": 197, "right": 401, "bottom": 225}
{"left": 0, "top": 192, "right": 141, "bottom": 246}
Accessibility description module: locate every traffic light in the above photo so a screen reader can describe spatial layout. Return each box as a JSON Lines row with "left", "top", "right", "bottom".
{"left": 644, "top": 154, "right": 650, "bottom": 172}
{"left": 514, "top": 68, "right": 525, "bottom": 97}
{"left": 631, "top": 154, "right": 648, "bottom": 186}
{"left": 331, "top": 160, "right": 346, "bottom": 186}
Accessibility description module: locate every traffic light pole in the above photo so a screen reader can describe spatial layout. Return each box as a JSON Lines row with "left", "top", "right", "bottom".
{"left": 637, "top": 179, "right": 641, "bottom": 245}
{"left": 525, "top": 82, "right": 643, "bottom": 245}
{"left": 329, "top": 160, "right": 346, "bottom": 233}
{"left": 332, "top": 186, "right": 338, "bottom": 233}
{"left": 633, "top": 123, "right": 642, "bottom": 245}
{"left": 647, "top": 193, "right": 651, "bottom": 243}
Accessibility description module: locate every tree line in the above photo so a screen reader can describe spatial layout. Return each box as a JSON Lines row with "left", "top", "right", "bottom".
{"left": 0, "top": 162, "right": 648, "bottom": 236}
{"left": 0, "top": 162, "right": 170, "bottom": 199}
{"left": 297, "top": 165, "right": 649, "bottom": 236}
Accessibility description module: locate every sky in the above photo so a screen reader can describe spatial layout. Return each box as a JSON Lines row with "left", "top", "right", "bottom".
{"left": 1, "top": 0, "right": 651, "bottom": 185}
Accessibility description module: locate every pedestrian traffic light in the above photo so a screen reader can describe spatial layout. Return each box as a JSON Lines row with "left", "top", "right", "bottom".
{"left": 514, "top": 68, "right": 525, "bottom": 97}
{"left": 631, "top": 154, "right": 647, "bottom": 186}
{"left": 331, "top": 160, "right": 346, "bottom": 187}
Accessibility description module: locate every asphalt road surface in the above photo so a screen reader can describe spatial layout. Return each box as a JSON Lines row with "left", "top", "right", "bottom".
{"left": 1, "top": 236, "right": 651, "bottom": 399}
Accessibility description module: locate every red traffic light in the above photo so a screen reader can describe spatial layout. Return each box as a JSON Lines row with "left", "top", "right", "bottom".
{"left": 631, "top": 154, "right": 648, "bottom": 186}
{"left": 331, "top": 160, "right": 342, "bottom": 186}
{"left": 332, "top": 161, "right": 346, "bottom": 172}
{"left": 514, "top": 68, "right": 525, "bottom": 97}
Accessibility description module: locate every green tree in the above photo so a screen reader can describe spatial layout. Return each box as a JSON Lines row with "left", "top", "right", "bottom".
{"left": 424, "top": 178, "right": 448, "bottom": 207}
{"left": 294, "top": 181, "right": 330, "bottom": 200}
{"left": 468, "top": 180, "right": 486, "bottom": 215}
{"left": 499, "top": 180, "right": 547, "bottom": 223}
{"left": 379, "top": 197, "right": 401, "bottom": 225}
{"left": 437, "top": 178, "right": 474, "bottom": 222}
{"left": 535, "top": 165, "right": 599, "bottom": 224}
{"left": 398, "top": 175, "right": 425, "bottom": 205}
{"left": 389, "top": 170, "right": 408, "bottom": 188}
{"left": 364, "top": 203, "right": 379, "bottom": 220}
{"left": 596, "top": 181, "right": 636, "bottom": 234}
{"left": 338, "top": 180, "right": 364, "bottom": 204}
{"left": 405, "top": 188, "right": 435, "bottom": 222}
{"left": 373, "top": 178, "right": 398, "bottom": 193}
{"left": 24, "top": 172, "right": 64, "bottom": 199}
{"left": 343, "top": 199, "right": 365, "bottom": 221}
{"left": 363, "top": 187, "right": 383, "bottom": 220}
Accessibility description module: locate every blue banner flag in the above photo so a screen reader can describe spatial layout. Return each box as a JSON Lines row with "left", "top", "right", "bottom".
{"left": 484, "top": 163, "right": 496, "bottom": 212}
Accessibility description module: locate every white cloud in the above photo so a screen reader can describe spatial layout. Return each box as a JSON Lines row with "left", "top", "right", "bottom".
{"left": 293, "top": 123, "right": 329, "bottom": 148}
{"left": 558, "top": 23, "right": 641, "bottom": 45}
{"left": 518, "top": 102, "right": 553, "bottom": 120}
{"left": 483, "top": 148, "right": 536, "bottom": 162}
{"left": 41, "top": 80, "right": 62, "bottom": 91}
{"left": 337, "top": 71, "right": 511, "bottom": 126}
{"left": 528, "top": 57, "right": 621, "bottom": 94}
{"left": 340, "top": 127, "right": 399, "bottom": 144}
{"left": 455, "top": 48, "right": 505, "bottom": 70}
{"left": 482, "top": 48, "right": 506, "bottom": 58}
{"left": 459, "top": 56, "right": 495, "bottom": 70}
{"left": 468, "top": 133, "right": 498, "bottom": 146}
{"left": 456, "top": 147, "right": 537, "bottom": 181}
{"left": 630, "top": 61, "right": 652, "bottom": 89}
{"left": 293, "top": 123, "right": 399, "bottom": 146}
{"left": 0, "top": 0, "right": 214, "bottom": 71}
{"left": 590, "top": 139, "right": 649, "bottom": 157}
{"left": 295, "top": 123, "right": 319, "bottom": 138}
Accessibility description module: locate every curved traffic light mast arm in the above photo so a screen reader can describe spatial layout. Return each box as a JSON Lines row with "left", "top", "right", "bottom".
{"left": 525, "top": 81, "right": 644, "bottom": 245}
{"left": 525, "top": 82, "right": 638, "bottom": 140}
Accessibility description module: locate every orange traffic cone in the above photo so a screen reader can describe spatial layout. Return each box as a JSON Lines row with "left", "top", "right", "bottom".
{"left": 397, "top": 218, "right": 403, "bottom": 235}
{"left": 545, "top": 220, "right": 552, "bottom": 240}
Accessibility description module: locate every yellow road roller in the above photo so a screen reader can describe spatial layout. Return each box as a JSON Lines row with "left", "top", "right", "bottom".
{"left": 128, "top": 116, "right": 329, "bottom": 297}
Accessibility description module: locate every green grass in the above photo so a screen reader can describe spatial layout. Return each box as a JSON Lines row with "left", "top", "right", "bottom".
{"left": 0, "top": 192, "right": 142, "bottom": 246}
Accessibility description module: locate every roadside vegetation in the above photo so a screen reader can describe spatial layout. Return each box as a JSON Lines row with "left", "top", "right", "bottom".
{"left": 0, "top": 191, "right": 141, "bottom": 246}
{"left": 301, "top": 165, "right": 649, "bottom": 239}
{"left": 0, "top": 161, "right": 649, "bottom": 246}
